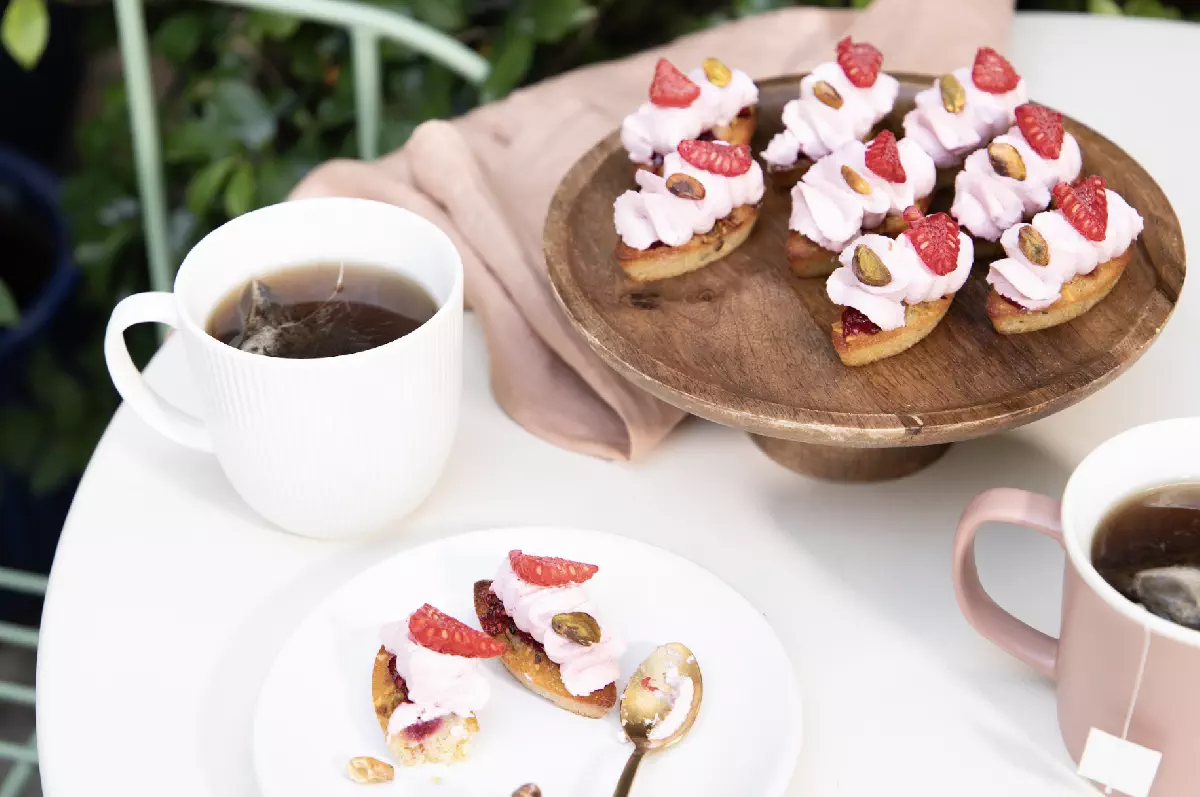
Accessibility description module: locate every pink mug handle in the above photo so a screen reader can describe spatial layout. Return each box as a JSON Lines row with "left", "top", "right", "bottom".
{"left": 953, "top": 488, "right": 1063, "bottom": 679}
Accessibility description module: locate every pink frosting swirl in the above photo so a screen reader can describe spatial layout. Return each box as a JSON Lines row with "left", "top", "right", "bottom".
{"left": 621, "top": 66, "right": 759, "bottom": 166}
{"left": 951, "top": 126, "right": 1082, "bottom": 241}
{"left": 986, "top": 190, "right": 1144, "bottom": 310}
{"left": 902, "top": 67, "right": 1027, "bottom": 168}
{"left": 614, "top": 149, "right": 764, "bottom": 250}
{"left": 379, "top": 617, "right": 492, "bottom": 737}
{"left": 826, "top": 231, "right": 974, "bottom": 330}
{"left": 788, "top": 138, "right": 936, "bottom": 252}
{"left": 490, "top": 559, "right": 625, "bottom": 697}
{"left": 761, "top": 61, "right": 899, "bottom": 167}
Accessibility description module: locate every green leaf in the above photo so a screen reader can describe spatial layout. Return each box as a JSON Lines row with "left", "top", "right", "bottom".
{"left": 74, "top": 84, "right": 132, "bottom": 165}
{"left": 165, "top": 116, "right": 237, "bottom": 163}
{"left": 28, "top": 352, "right": 85, "bottom": 429}
{"left": 247, "top": 10, "right": 301, "bottom": 40}
{"left": 1, "top": 0, "right": 49, "bottom": 70}
{"left": 733, "top": 0, "right": 791, "bottom": 14}
{"left": 0, "top": 279, "right": 18, "bottom": 325}
{"left": 1123, "top": 0, "right": 1181, "bottom": 17}
{"left": 417, "top": 63, "right": 454, "bottom": 120}
{"left": 76, "top": 221, "right": 134, "bottom": 305}
{"left": 289, "top": 46, "right": 326, "bottom": 83}
{"left": 153, "top": 12, "right": 203, "bottom": 63}
{"left": 380, "top": 118, "right": 417, "bottom": 153}
{"left": 378, "top": 38, "right": 416, "bottom": 63}
{"left": 409, "top": 0, "right": 465, "bottom": 31}
{"left": 0, "top": 407, "right": 42, "bottom": 469}
{"left": 168, "top": 207, "right": 199, "bottom": 255}
{"left": 30, "top": 439, "right": 76, "bottom": 495}
{"left": 1088, "top": 0, "right": 1123, "bottom": 12}
{"left": 209, "top": 79, "right": 276, "bottom": 149}
{"left": 254, "top": 157, "right": 309, "bottom": 206}
{"left": 186, "top": 155, "right": 237, "bottom": 215}
{"left": 74, "top": 218, "right": 132, "bottom": 268}
{"left": 531, "top": 0, "right": 595, "bottom": 42}
{"left": 223, "top": 161, "right": 255, "bottom": 218}
{"left": 316, "top": 67, "right": 357, "bottom": 126}
{"left": 481, "top": 14, "right": 535, "bottom": 102}
{"left": 851, "top": 0, "right": 873, "bottom": 7}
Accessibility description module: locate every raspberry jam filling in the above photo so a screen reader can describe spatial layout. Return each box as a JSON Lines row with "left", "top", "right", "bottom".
{"left": 478, "top": 582, "right": 538, "bottom": 647}
{"left": 841, "top": 307, "right": 882, "bottom": 338}
{"left": 402, "top": 716, "right": 444, "bottom": 742}
{"left": 1000, "top": 294, "right": 1033, "bottom": 313}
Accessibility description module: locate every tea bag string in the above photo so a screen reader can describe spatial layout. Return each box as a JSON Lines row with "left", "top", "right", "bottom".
{"left": 1106, "top": 625, "right": 1152, "bottom": 795}
{"left": 289, "top": 261, "right": 348, "bottom": 328}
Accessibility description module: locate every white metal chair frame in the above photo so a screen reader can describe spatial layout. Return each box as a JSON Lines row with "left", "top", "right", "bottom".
{"left": 0, "top": 567, "right": 46, "bottom": 797}
{"left": 113, "top": 0, "right": 491, "bottom": 292}
{"left": 0, "top": 5, "right": 488, "bottom": 794}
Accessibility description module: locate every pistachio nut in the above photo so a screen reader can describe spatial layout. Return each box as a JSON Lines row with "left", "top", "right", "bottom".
{"left": 551, "top": 612, "right": 601, "bottom": 646}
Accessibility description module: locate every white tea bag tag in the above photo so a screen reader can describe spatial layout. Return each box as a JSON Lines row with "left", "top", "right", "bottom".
{"left": 1077, "top": 727, "right": 1162, "bottom": 797}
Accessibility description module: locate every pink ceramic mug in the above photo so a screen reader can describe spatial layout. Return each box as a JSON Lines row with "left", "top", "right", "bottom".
{"left": 954, "top": 419, "right": 1200, "bottom": 797}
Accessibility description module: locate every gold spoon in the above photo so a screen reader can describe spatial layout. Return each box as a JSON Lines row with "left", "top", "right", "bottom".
{"left": 613, "top": 643, "right": 704, "bottom": 797}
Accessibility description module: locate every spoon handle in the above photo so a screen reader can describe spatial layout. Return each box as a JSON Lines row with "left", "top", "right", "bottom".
{"left": 612, "top": 747, "right": 646, "bottom": 797}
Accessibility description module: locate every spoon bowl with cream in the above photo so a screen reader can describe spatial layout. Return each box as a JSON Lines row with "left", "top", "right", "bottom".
{"left": 612, "top": 643, "right": 704, "bottom": 796}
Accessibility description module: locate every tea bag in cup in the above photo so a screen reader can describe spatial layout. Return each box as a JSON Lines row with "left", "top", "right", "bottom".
{"left": 1132, "top": 566, "right": 1200, "bottom": 630}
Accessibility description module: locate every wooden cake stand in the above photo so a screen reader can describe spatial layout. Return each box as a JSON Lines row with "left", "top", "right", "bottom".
{"left": 544, "top": 74, "right": 1185, "bottom": 482}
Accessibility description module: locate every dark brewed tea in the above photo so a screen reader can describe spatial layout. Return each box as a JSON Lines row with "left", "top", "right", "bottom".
{"left": 1093, "top": 483, "right": 1200, "bottom": 631}
{"left": 207, "top": 262, "right": 436, "bottom": 358}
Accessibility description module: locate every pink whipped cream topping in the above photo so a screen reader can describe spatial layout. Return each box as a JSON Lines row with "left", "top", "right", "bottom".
{"left": 614, "top": 149, "right": 765, "bottom": 250}
{"left": 986, "top": 190, "right": 1143, "bottom": 310}
{"left": 826, "top": 231, "right": 974, "bottom": 330}
{"left": 490, "top": 558, "right": 626, "bottom": 697}
{"left": 379, "top": 616, "right": 492, "bottom": 738}
{"left": 788, "top": 138, "right": 936, "bottom": 252}
{"left": 951, "top": 126, "right": 1082, "bottom": 241}
{"left": 902, "top": 67, "right": 1027, "bottom": 168}
{"left": 761, "top": 61, "right": 899, "bottom": 167}
{"left": 621, "top": 66, "right": 759, "bottom": 165}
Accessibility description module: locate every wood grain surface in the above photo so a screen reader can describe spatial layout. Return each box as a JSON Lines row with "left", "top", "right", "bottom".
{"left": 544, "top": 74, "right": 1185, "bottom": 451}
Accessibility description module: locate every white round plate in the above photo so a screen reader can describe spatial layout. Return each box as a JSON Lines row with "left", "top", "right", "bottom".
{"left": 253, "top": 527, "right": 801, "bottom": 797}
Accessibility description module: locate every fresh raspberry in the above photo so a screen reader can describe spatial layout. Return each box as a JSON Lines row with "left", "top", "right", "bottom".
{"left": 1015, "top": 103, "right": 1064, "bottom": 160}
{"left": 508, "top": 550, "right": 599, "bottom": 587}
{"left": 677, "top": 140, "right": 752, "bottom": 176}
{"left": 1052, "top": 175, "right": 1108, "bottom": 242}
{"left": 902, "top": 206, "right": 961, "bottom": 276}
{"left": 835, "top": 37, "right": 883, "bottom": 88}
{"left": 971, "top": 47, "right": 1020, "bottom": 94}
{"left": 864, "top": 130, "right": 906, "bottom": 183}
{"left": 649, "top": 58, "right": 700, "bottom": 108}
{"left": 408, "top": 604, "right": 507, "bottom": 658}
{"left": 841, "top": 307, "right": 881, "bottom": 338}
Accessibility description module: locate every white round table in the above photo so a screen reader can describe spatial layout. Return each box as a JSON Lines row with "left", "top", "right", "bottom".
{"left": 36, "top": 13, "right": 1200, "bottom": 797}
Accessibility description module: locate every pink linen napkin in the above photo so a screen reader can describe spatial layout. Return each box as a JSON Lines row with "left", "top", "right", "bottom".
{"left": 290, "top": 0, "right": 1014, "bottom": 461}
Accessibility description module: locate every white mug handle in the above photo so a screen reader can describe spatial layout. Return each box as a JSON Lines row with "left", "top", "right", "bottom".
{"left": 104, "top": 292, "right": 214, "bottom": 453}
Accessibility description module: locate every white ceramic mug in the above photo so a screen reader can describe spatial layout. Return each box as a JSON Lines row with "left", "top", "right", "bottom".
{"left": 955, "top": 418, "right": 1200, "bottom": 797}
{"left": 105, "top": 198, "right": 463, "bottom": 539}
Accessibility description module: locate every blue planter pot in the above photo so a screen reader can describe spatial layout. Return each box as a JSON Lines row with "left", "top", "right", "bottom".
{"left": 0, "top": 147, "right": 76, "bottom": 369}
{"left": 0, "top": 147, "right": 78, "bottom": 616}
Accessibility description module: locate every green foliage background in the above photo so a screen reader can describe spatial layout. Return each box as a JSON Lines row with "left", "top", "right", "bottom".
{"left": 0, "top": 0, "right": 1193, "bottom": 494}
